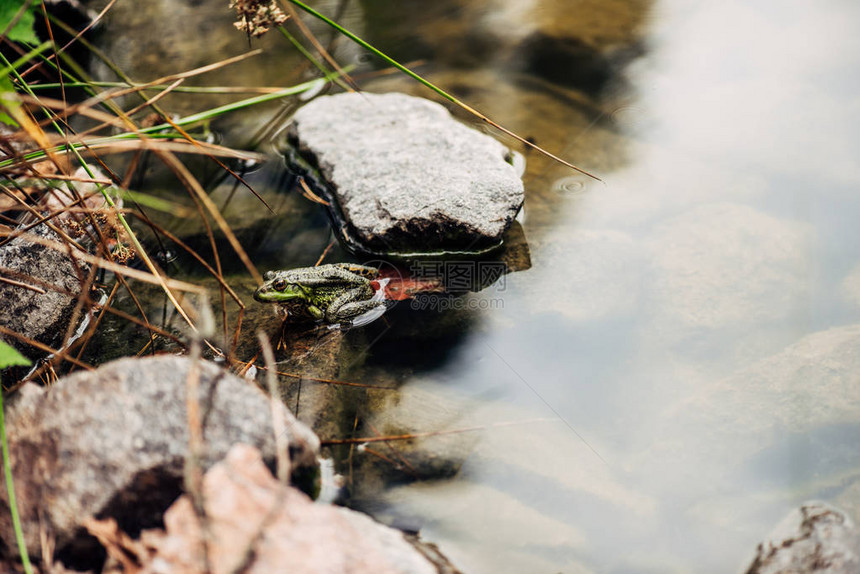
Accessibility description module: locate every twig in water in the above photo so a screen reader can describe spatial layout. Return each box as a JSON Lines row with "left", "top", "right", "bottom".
{"left": 257, "top": 331, "right": 290, "bottom": 484}
{"left": 298, "top": 178, "right": 329, "bottom": 206}
{"left": 321, "top": 418, "right": 555, "bottom": 446}
{"left": 0, "top": 228, "right": 205, "bottom": 294}
{"left": 366, "top": 421, "right": 417, "bottom": 476}
{"left": 0, "top": 323, "right": 92, "bottom": 372}
{"left": 314, "top": 236, "right": 336, "bottom": 266}
{"left": 257, "top": 365, "right": 396, "bottom": 389}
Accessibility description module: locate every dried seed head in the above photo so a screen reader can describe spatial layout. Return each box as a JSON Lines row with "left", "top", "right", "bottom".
{"left": 229, "top": 0, "right": 288, "bottom": 38}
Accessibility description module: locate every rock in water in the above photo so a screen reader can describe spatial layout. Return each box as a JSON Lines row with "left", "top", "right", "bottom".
{"left": 744, "top": 502, "right": 860, "bottom": 574}
{"left": 0, "top": 356, "right": 320, "bottom": 564}
{"left": 287, "top": 92, "right": 524, "bottom": 257}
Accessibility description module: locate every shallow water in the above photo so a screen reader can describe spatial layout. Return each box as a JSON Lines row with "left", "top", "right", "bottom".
{"left": 89, "top": 1, "right": 860, "bottom": 572}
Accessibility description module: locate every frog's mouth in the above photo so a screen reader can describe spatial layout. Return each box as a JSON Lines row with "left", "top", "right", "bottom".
{"left": 252, "top": 285, "right": 274, "bottom": 302}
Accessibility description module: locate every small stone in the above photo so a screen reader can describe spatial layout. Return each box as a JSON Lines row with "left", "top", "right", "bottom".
{"left": 647, "top": 203, "right": 813, "bottom": 331}
{"left": 0, "top": 356, "right": 320, "bottom": 563}
{"left": 287, "top": 92, "right": 524, "bottom": 256}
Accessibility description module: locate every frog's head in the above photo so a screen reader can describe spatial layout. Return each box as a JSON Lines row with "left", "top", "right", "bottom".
{"left": 254, "top": 271, "right": 310, "bottom": 303}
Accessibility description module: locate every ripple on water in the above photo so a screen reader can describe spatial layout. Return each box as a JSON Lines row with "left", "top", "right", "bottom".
{"left": 552, "top": 175, "right": 590, "bottom": 195}
{"left": 609, "top": 104, "right": 648, "bottom": 133}
{"left": 353, "top": 51, "right": 374, "bottom": 65}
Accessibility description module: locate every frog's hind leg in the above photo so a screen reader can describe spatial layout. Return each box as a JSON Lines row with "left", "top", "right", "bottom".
{"left": 325, "top": 285, "right": 382, "bottom": 323}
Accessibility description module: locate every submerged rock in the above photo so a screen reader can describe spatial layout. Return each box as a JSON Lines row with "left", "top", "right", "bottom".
{"left": 671, "top": 323, "right": 860, "bottom": 454}
{"left": 286, "top": 92, "right": 524, "bottom": 257}
{"left": 647, "top": 203, "right": 812, "bottom": 332}
{"left": 640, "top": 324, "right": 860, "bottom": 492}
{"left": 0, "top": 356, "right": 319, "bottom": 564}
{"left": 744, "top": 502, "right": 860, "bottom": 574}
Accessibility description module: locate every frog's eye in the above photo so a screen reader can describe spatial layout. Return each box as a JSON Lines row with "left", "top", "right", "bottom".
{"left": 272, "top": 277, "right": 287, "bottom": 291}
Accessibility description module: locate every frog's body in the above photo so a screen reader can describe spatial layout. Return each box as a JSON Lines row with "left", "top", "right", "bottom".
{"left": 254, "top": 263, "right": 383, "bottom": 324}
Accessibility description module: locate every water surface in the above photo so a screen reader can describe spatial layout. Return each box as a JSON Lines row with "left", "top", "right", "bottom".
{"left": 89, "top": 1, "right": 860, "bottom": 572}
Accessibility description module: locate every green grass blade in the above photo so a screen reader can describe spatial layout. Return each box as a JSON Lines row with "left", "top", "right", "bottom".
{"left": 277, "top": 26, "right": 350, "bottom": 92}
{"left": 283, "top": 0, "right": 602, "bottom": 182}
{"left": 28, "top": 81, "right": 310, "bottom": 94}
{"left": 284, "top": 1, "right": 459, "bottom": 107}
{"left": 0, "top": 0, "right": 37, "bottom": 44}
{"left": 0, "top": 40, "right": 51, "bottom": 79}
{"left": 0, "top": 390, "right": 32, "bottom": 574}
{"left": 0, "top": 346, "right": 34, "bottom": 574}
{"left": 0, "top": 74, "right": 337, "bottom": 169}
{"left": 0, "top": 342, "right": 30, "bottom": 369}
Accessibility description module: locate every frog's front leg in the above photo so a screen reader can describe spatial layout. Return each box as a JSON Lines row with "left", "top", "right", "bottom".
{"left": 325, "top": 285, "right": 381, "bottom": 323}
{"left": 306, "top": 304, "right": 325, "bottom": 321}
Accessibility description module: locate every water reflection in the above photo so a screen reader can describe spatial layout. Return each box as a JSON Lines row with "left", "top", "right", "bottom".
{"left": 354, "top": 1, "right": 860, "bottom": 573}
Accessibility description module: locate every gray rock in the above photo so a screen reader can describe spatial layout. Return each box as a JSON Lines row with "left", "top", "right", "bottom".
{"left": 671, "top": 323, "right": 860, "bottom": 456}
{"left": 287, "top": 92, "right": 524, "bottom": 256}
{"left": 0, "top": 165, "right": 116, "bottom": 368}
{"left": 0, "top": 355, "right": 320, "bottom": 560}
{"left": 744, "top": 502, "right": 860, "bottom": 574}
{"left": 0, "top": 222, "right": 90, "bottom": 363}
{"left": 347, "top": 384, "right": 479, "bottom": 500}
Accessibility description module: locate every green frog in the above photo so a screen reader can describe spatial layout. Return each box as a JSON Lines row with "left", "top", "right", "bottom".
{"left": 253, "top": 263, "right": 384, "bottom": 324}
